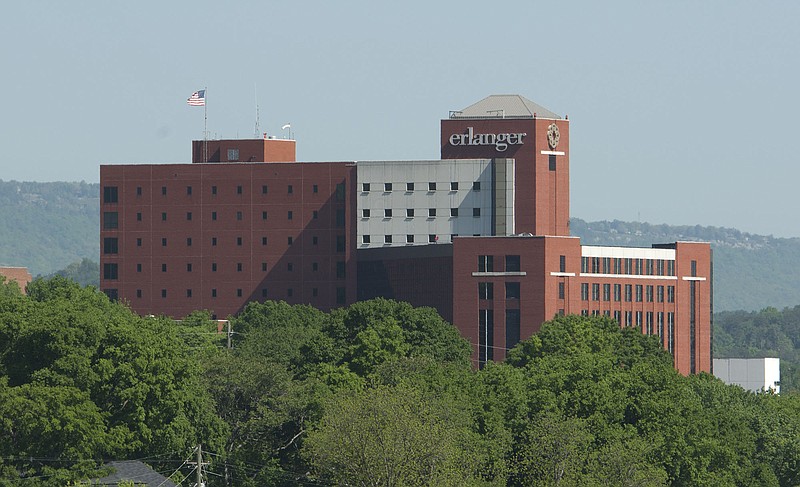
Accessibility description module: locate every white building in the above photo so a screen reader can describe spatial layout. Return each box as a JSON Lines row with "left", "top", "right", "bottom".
{"left": 713, "top": 358, "right": 780, "bottom": 394}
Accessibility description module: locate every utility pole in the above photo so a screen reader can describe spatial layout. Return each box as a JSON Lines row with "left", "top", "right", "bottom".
{"left": 227, "top": 320, "right": 232, "bottom": 349}
{"left": 197, "top": 443, "right": 203, "bottom": 487}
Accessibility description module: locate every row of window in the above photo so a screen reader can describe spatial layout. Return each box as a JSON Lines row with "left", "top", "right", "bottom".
{"left": 477, "top": 282, "right": 520, "bottom": 300}
{"left": 477, "top": 255, "right": 521, "bottom": 273}
{"left": 103, "top": 208, "right": 343, "bottom": 228}
{"left": 362, "top": 182, "right": 481, "bottom": 193}
{"left": 104, "top": 260, "right": 347, "bottom": 280}
{"left": 106, "top": 286, "right": 347, "bottom": 304}
{"left": 103, "top": 183, "right": 346, "bottom": 202}
{"left": 477, "top": 308, "right": 521, "bottom": 367}
{"left": 581, "top": 310, "right": 676, "bottom": 354}
{"left": 581, "top": 256, "right": 675, "bottom": 276}
{"left": 579, "top": 283, "right": 675, "bottom": 303}
{"left": 104, "top": 234, "right": 347, "bottom": 252}
{"left": 361, "top": 208, "right": 481, "bottom": 218}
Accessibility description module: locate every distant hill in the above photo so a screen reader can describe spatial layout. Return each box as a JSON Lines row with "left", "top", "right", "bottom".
{"left": 571, "top": 218, "right": 800, "bottom": 312}
{"left": 1, "top": 180, "right": 799, "bottom": 312}
{"left": 0, "top": 180, "right": 99, "bottom": 276}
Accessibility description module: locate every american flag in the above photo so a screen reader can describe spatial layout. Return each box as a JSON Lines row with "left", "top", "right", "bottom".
{"left": 187, "top": 90, "right": 205, "bottom": 106}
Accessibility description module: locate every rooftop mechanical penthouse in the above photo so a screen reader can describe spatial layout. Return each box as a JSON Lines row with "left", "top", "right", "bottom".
{"left": 100, "top": 94, "right": 711, "bottom": 374}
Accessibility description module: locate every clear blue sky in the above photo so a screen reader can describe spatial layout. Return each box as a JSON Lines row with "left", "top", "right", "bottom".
{"left": 2, "top": 2, "right": 799, "bottom": 237}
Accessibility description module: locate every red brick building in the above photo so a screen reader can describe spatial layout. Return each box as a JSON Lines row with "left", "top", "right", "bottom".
{"left": 100, "top": 94, "right": 712, "bottom": 374}
{"left": 0, "top": 266, "right": 33, "bottom": 293}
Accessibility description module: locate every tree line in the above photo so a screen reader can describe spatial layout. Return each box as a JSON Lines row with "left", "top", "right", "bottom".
{"left": 1, "top": 277, "right": 799, "bottom": 485}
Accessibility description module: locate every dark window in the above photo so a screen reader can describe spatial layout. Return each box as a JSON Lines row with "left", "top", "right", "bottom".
{"left": 336, "top": 261, "right": 346, "bottom": 279}
{"left": 614, "top": 284, "right": 622, "bottom": 302}
{"left": 136, "top": 212, "right": 142, "bottom": 222}
{"left": 187, "top": 212, "right": 192, "bottom": 221}
{"left": 312, "top": 262, "right": 319, "bottom": 271}
{"left": 187, "top": 263, "right": 192, "bottom": 272}
{"left": 384, "top": 235, "right": 393, "bottom": 244}
{"left": 313, "top": 184, "right": 318, "bottom": 193}
{"left": 505, "top": 282, "right": 520, "bottom": 299}
{"left": 384, "top": 209, "right": 392, "bottom": 218}
{"left": 237, "top": 185, "right": 243, "bottom": 195}
{"left": 288, "top": 263, "right": 294, "bottom": 272}
{"left": 384, "top": 182, "right": 392, "bottom": 192}
{"left": 288, "top": 236, "right": 293, "bottom": 245}
{"left": 237, "top": 237, "right": 242, "bottom": 246}
{"left": 337, "top": 235, "right": 346, "bottom": 252}
{"left": 406, "top": 209, "right": 414, "bottom": 217}
{"left": 362, "top": 209, "right": 371, "bottom": 218}
{"left": 635, "top": 284, "right": 643, "bottom": 302}
{"left": 262, "top": 262, "right": 267, "bottom": 271}
{"left": 428, "top": 182, "right": 436, "bottom": 191}
{"left": 407, "top": 182, "right": 414, "bottom": 191}
{"left": 212, "top": 289, "right": 217, "bottom": 297}
{"left": 478, "top": 309, "right": 494, "bottom": 367}
{"left": 136, "top": 289, "right": 142, "bottom": 298}
{"left": 161, "top": 186, "right": 167, "bottom": 196}
{"left": 362, "top": 182, "right": 370, "bottom": 192}
{"left": 658, "top": 285, "right": 665, "bottom": 302}
{"left": 406, "top": 234, "right": 414, "bottom": 243}
{"left": 625, "top": 284, "right": 633, "bottom": 302}
{"left": 161, "top": 237, "right": 167, "bottom": 247}
{"left": 103, "top": 212, "right": 118, "bottom": 229}
{"left": 691, "top": 260, "right": 697, "bottom": 277}
{"left": 187, "top": 186, "right": 192, "bottom": 195}
{"left": 103, "top": 186, "right": 118, "bottom": 203}
{"left": 336, "top": 209, "right": 345, "bottom": 227}
{"left": 450, "top": 208, "right": 458, "bottom": 217}
{"left": 429, "top": 234, "right": 437, "bottom": 243}
{"left": 478, "top": 255, "right": 494, "bottom": 272}
{"left": 646, "top": 285, "right": 654, "bottom": 302}
{"left": 236, "top": 211, "right": 243, "bottom": 221}
{"left": 505, "top": 255, "right": 521, "bottom": 272}
{"left": 262, "top": 211, "right": 268, "bottom": 220}
{"left": 104, "top": 289, "right": 118, "bottom": 300}
{"left": 667, "top": 286, "right": 675, "bottom": 303}
{"left": 473, "top": 208, "right": 481, "bottom": 217}
{"left": 558, "top": 282, "right": 565, "bottom": 299}
{"left": 549, "top": 154, "right": 556, "bottom": 171}
{"left": 478, "top": 282, "right": 494, "bottom": 300}
{"left": 137, "top": 263, "right": 142, "bottom": 272}
{"left": 262, "top": 288, "right": 268, "bottom": 298}
{"left": 288, "top": 185, "right": 293, "bottom": 194}
{"left": 262, "top": 184, "right": 268, "bottom": 194}
{"left": 103, "top": 263, "right": 118, "bottom": 280}
{"left": 336, "top": 183, "right": 345, "bottom": 201}
{"left": 237, "top": 263, "right": 243, "bottom": 272}
{"left": 237, "top": 288, "right": 242, "bottom": 297}
{"left": 161, "top": 263, "right": 167, "bottom": 272}
{"left": 428, "top": 208, "right": 436, "bottom": 217}
{"left": 363, "top": 235, "right": 371, "bottom": 244}
{"left": 212, "top": 263, "right": 217, "bottom": 272}
{"left": 136, "top": 186, "right": 142, "bottom": 196}
{"left": 136, "top": 238, "right": 142, "bottom": 247}
{"left": 473, "top": 181, "right": 481, "bottom": 191}
{"left": 312, "top": 287, "right": 318, "bottom": 297}
{"left": 559, "top": 255, "right": 566, "bottom": 273}
{"left": 313, "top": 210, "right": 318, "bottom": 219}
{"left": 603, "top": 284, "right": 611, "bottom": 301}
{"left": 581, "top": 283, "right": 589, "bottom": 300}
{"left": 161, "top": 212, "right": 167, "bottom": 221}
{"left": 211, "top": 211, "right": 217, "bottom": 221}
{"left": 262, "top": 237, "right": 267, "bottom": 246}
{"left": 187, "top": 237, "right": 192, "bottom": 246}
{"left": 450, "top": 182, "right": 458, "bottom": 191}
{"left": 186, "top": 289, "right": 192, "bottom": 298}
{"left": 288, "top": 210, "right": 293, "bottom": 220}
{"left": 506, "top": 309, "right": 521, "bottom": 350}
{"left": 211, "top": 185, "right": 217, "bottom": 195}
{"left": 161, "top": 289, "right": 167, "bottom": 298}
{"left": 212, "top": 237, "right": 217, "bottom": 246}
{"left": 336, "top": 287, "right": 346, "bottom": 304}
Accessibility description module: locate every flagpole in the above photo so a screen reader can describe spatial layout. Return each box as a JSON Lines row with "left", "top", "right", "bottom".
{"left": 203, "top": 86, "right": 208, "bottom": 163}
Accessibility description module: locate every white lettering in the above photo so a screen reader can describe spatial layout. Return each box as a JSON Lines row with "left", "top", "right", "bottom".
{"left": 449, "top": 127, "right": 526, "bottom": 152}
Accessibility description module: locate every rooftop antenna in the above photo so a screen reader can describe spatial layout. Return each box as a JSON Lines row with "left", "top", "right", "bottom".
{"left": 254, "top": 83, "right": 260, "bottom": 138}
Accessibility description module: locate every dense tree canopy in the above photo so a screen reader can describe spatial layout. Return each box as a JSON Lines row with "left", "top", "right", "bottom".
{"left": 1, "top": 280, "right": 799, "bottom": 486}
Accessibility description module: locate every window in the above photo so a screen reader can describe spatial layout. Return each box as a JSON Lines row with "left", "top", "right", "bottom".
{"left": 478, "top": 309, "right": 494, "bottom": 366}
{"left": 287, "top": 210, "right": 293, "bottom": 220}
{"left": 406, "top": 208, "right": 414, "bottom": 217}
{"left": 186, "top": 263, "right": 192, "bottom": 272}
{"left": 560, "top": 255, "right": 566, "bottom": 273}
{"left": 363, "top": 235, "right": 371, "bottom": 244}
{"left": 236, "top": 211, "right": 243, "bottom": 221}
{"left": 161, "top": 237, "right": 167, "bottom": 247}
{"left": 362, "top": 209, "right": 371, "bottom": 219}
{"left": 262, "top": 211, "right": 268, "bottom": 220}
{"left": 312, "top": 288, "right": 318, "bottom": 297}
{"left": 667, "top": 260, "right": 675, "bottom": 276}
{"left": 336, "top": 261, "right": 346, "bottom": 279}
{"left": 137, "top": 263, "right": 142, "bottom": 272}
{"left": 187, "top": 186, "right": 192, "bottom": 196}
{"left": 313, "top": 236, "right": 319, "bottom": 245}
{"left": 362, "top": 182, "right": 370, "bottom": 192}
{"left": 313, "top": 184, "right": 318, "bottom": 193}
{"left": 592, "top": 283, "right": 600, "bottom": 301}
{"left": 338, "top": 183, "right": 348, "bottom": 201}
{"left": 161, "top": 263, "right": 167, "bottom": 272}
{"left": 103, "top": 212, "right": 118, "bottom": 229}
{"left": 236, "top": 237, "right": 242, "bottom": 246}
{"left": 237, "top": 288, "right": 243, "bottom": 297}
{"left": 581, "top": 283, "right": 589, "bottom": 300}
{"left": 478, "top": 282, "right": 494, "bottom": 300}
{"left": 212, "top": 263, "right": 217, "bottom": 272}
{"left": 211, "top": 211, "right": 217, "bottom": 221}
{"left": 428, "top": 208, "right": 436, "bottom": 217}
{"left": 313, "top": 210, "right": 319, "bottom": 220}
{"left": 228, "top": 149, "right": 239, "bottom": 161}
{"left": 691, "top": 260, "right": 697, "bottom": 277}
{"left": 614, "top": 283, "right": 621, "bottom": 301}
{"left": 160, "top": 212, "right": 167, "bottom": 222}
{"left": 384, "top": 182, "right": 392, "bottom": 192}
{"left": 288, "top": 185, "right": 293, "bottom": 194}
{"left": 658, "top": 286, "right": 665, "bottom": 302}
{"left": 136, "top": 186, "right": 142, "bottom": 196}
{"left": 312, "top": 262, "right": 319, "bottom": 271}
{"left": 103, "top": 186, "right": 118, "bottom": 203}
{"left": 636, "top": 311, "right": 642, "bottom": 327}
{"left": 428, "top": 182, "right": 436, "bottom": 191}
{"left": 646, "top": 259, "right": 654, "bottom": 275}
{"left": 336, "top": 287, "right": 346, "bottom": 305}
{"left": 136, "top": 212, "right": 142, "bottom": 222}
{"left": 635, "top": 284, "right": 643, "bottom": 302}
{"left": 407, "top": 182, "right": 414, "bottom": 191}
{"left": 262, "top": 237, "right": 268, "bottom": 246}
{"left": 549, "top": 154, "right": 556, "bottom": 171}
{"left": 211, "top": 237, "right": 217, "bottom": 246}
{"left": 384, "top": 209, "right": 392, "bottom": 218}
{"left": 384, "top": 235, "right": 393, "bottom": 244}
{"left": 667, "top": 286, "right": 675, "bottom": 303}
{"left": 505, "top": 255, "right": 521, "bottom": 272}
{"left": 581, "top": 257, "right": 589, "bottom": 273}
{"left": 288, "top": 236, "right": 293, "bottom": 245}
{"left": 212, "top": 289, "right": 217, "bottom": 298}
{"left": 211, "top": 185, "right": 217, "bottom": 195}
{"left": 473, "top": 181, "right": 481, "bottom": 191}
{"left": 450, "top": 208, "right": 458, "bottom": 217}
{"left": 136, "top": 238, "right": 142, "bottom": 247}
{"left": 429, "top": 234, "right": 437, "bottom": 243}
{"left": 237, "top": 263, "right": 242, "bottom": 272}
{"left": 625, "top": 284, "right": 633, "bottom": 302}
{"left": 558, "top": 282, "right": 565, "bottom": 299}
{"left": 261, "top": 288, "right": 268, "bottom": 298}
{"left": 646, "top": 285, "right": 654, "bottom": 302}
{"left": 336, "top": 235, "right": 345, "bottom": 252}
{"left": 161, "top": 186, "right": 167, "bottom": 196}
{"left": 262, "top": 262, "right": 268, "bottom": 272}
{"left": 103, "top": 263, "right": 118, "bottom": 280}
{"left": 603, "top": 284, "right": 611, "bottom": 301}
{"left": 262, "top": 184, "right": 268, "bottom": 194}
{"left": 406, "top": 234, "right": 414, "bottom": 243}
{"left": 136, "top": 289, "right": 141, "bottom": 298}
{"left": 473, "top": 208, "right": 481, "bottom": 217}
{"left": 450, "top": 182, "right": 458, "bottom": 191}
{"left": 506, "top": 309, "right": 521, "bottom": 350}
{"left": 506, "top": 282, "right": 520, "bottom": 299}
{"left": 478, "top": 255, "right": 494, "bottom": 272}
{"left": 161, "top": 289, "right": 167, "bottom": 298}
{"left": 187, "top": 212, "right": 192, "bottom": 221}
